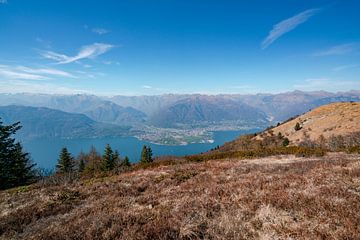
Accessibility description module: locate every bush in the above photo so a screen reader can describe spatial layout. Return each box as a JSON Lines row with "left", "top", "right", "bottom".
{"left": 294, "top": 122, "right": 302, "bottom": 131}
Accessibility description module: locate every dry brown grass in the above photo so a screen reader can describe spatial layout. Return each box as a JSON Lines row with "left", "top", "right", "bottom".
{"left": 258, "top": 102, "right": 360, "bottom": 143}
{"left": 1, "top": 152, "right": 360, "bottom": 240}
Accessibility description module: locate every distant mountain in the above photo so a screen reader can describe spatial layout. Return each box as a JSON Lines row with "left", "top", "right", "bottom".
{"left": 109, "top": 94, "right": 189, "bottom": 116}
{"left": 0, "top": 105, "right": 131, "bottom": 140}
{"left": 1, "top": 91, "right": 360, "bottom": 128}
{"left": 232, "top": 90, "right": 360, "bottom": 122}
{"left": 0, "top": 94, "right": 147, "bottom": 126}
{"left": 149, "top": 95, "right": 269, "bottom": 127}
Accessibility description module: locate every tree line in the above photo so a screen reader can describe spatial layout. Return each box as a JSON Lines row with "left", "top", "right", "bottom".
{"left": 0, "top": 119, "right": 154, "bottom": 190}
{"left": 56, "top": 144, "right": 154, "bottom": 174}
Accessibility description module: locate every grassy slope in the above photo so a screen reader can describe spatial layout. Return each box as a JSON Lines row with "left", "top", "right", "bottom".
{"left": 1, "top": 152, "right": 360, "bottom": 239}
{"left": 259, "top": 102, "right": 360, "bottom": 144}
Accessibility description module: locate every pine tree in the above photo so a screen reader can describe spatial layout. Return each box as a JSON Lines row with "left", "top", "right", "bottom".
{"left": 11, "top": 143, "right": 36, "bottom": 186}
{"left": 0, "top": 119, "right": 36, "bottom": 189}
{"left": 77, "top": 151, "right": 86, "bottom": 173}
{"left": 102, "top": 144, "right": 115, "bottom": 171}
{"left": 294, "top": 122, "right": 302, "bottom": 131}
{"left": 56, "top": 147, "right": 75, "bottom": 173}
{"left": 147, "top": 146, "right": 153, "bottom": 163}
{"left": 140, "top": 145, "right": 153, "bottom": 163}
{"left": 123, "top": 156, "right": 130, "bottom": 167}
{"left": 140, "top": 145, "right": 148, "bottom": 163}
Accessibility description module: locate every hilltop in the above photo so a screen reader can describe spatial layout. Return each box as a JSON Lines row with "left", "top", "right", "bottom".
{"left": 218, "top": 102, "right": 360, "bottom": 153}
{"left": 259, "top": 102, "right": 360, "bottom": 144}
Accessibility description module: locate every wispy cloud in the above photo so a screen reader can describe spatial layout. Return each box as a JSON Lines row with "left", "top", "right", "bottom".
{"left": 0, "top": 80, "right": 89, "bottom": 94}
{"left": 0, "top": 65, "right": 75, "bottom": 80}
{"left": 0, "top": 0, "right": 7, "bottom": 4}
{"left": 294, "top": 78, "right": 360, "bottom": 92}
{"left": 313, "top": 43, "right": 358, "bottom": 56}
{"left": 332, "top": 64, "right": 359, "bottom": 72}
{"left": 92, "top": 28, "right": 110, "bottom": 35}
{"left": 41, "top": 43, "right": 114, "bottom": 64}
{"left": 261, "top": 8, "right": 320, "bottom": 49}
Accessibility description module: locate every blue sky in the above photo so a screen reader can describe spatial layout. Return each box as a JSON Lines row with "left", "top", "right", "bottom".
{"left": 0, "top": 0, "right": 359, "bottom": 95}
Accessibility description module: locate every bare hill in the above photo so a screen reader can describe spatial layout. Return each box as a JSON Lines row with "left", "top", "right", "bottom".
{"left": 259, "top": 102, "right": 360, "bottom": 144}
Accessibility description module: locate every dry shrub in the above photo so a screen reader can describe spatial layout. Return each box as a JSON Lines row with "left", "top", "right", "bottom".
{"left": 1, "top": 152, "right": 360, "bottom": 239}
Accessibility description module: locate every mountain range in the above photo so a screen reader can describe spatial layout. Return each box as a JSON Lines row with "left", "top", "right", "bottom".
{"left": 0, "top": 91, "right": 360, "bottom": 141}
{"left": 0, "top": 105, "right": 131, "bottom": 140}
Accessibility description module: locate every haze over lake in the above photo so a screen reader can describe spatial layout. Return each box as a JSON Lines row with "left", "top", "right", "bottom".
{"left": 22, "top": 130, "right": 255, "bottom": 169}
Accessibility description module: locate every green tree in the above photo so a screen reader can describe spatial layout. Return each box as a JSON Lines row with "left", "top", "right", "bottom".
{"left": 0, "top": 119, "right": 36, "bottom": 190}
{"left": 147, "top": 146, "right": 153, "bottom": 163}
{"left": 123, "top": 156, "right": 131, "bottom": 167}
{"left": 10, "top": 143, "right": 36, "bottom": 186}
{"left": 282, "top": 138, "right": 290, "bottom": 147}
{"left": 140, "top": 145, "right": 148, "bottom": 163}
{"left": 56, "top": 147, "right": 75, "bottom": 173}
{"left": 102, "top": 144, "right": 118, "bottom": 171}
{"left": 140, "top": 145, "right": 153, "bottom": 163}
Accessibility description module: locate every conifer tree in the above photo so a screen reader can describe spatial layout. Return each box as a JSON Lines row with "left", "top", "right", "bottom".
{"left": 102, "top": 144, "right": 115, "bottom": 170}
{"left": 123, "top": 156, "right": 131, "bottom": 167}
{"left": 56, "top": 147, "right": 75, "bottom": 173}
{"left": 140, "top": 145, "right": 148, "bottom": 163}
{"left": 0, "top": 119, "right": 36, "bottom": 189}
{"left": 11, "top": 143, "right": 36, "bottom": 186}
{"left": 147, "top": 146, "right": 153, "bottom": 163}
{"left": 140, "top": 145, "right": 153, "bottom": 163}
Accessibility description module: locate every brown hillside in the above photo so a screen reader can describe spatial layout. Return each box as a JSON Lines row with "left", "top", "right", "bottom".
{"left": 259, "top": 102, "right": 360, "bottom": 144}
{"left": 1, "top": 153, "right": 360, "bottom": 239}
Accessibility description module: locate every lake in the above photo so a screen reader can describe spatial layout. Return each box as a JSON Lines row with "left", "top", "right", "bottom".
{"left": 22, "top": 130, "right": 256, "bottom": 169}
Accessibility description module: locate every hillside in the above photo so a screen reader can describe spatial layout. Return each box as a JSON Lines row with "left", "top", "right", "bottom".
{"left": 1, "top": 152, "right": 359, "bottom": 239}
{"left": 0, "top": 94, "right": 147, "bottom": 126}
{"left": 0, "top": 106, "right": 131, "bottom": 140}
{"left": 259, "top": 102, "right": 360, "bottom": 144}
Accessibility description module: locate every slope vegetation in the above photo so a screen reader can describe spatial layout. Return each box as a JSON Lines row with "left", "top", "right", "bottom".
{"left": 1, "top": 153, "right": 359, "bottom": 239}
{"left": 259, "top": 102, "right": 360, "bottom": 144}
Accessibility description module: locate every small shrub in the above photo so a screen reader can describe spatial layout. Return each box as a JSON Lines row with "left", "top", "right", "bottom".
{"left": 294, "top": 122, "right": 302, "bottom": 131}
{"left": 282, "top": 138, "right": 290, "bottom": 147}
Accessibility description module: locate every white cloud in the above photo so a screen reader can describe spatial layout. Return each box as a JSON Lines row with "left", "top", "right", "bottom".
{"left": 332, "top": 64, "right": 359, "bottom": 72}
{"left": 313, "top": 43, "right": 358, "bottom": 56}
{"left": 0, "top": 80, "right": 89, "bottom": 94}
{"left": 262, "top": 8, "right": 320, "bottom": 49}
{"left": 16, "top": 66, "right": 76, "bottom": 78}
{"left": 142, "top": 85, "right": 152, "bottom": 89}
{"left": 0, "top": 65, "right": 75, "bottom": 80}
{"left": 92, "top": 28, "right": 110, "bottom": 35}
{"left": 41, "top": 43, "right": 114, "bottom": 64}
{"left": 294, "top": 78, "right": 360, "bottom": 92}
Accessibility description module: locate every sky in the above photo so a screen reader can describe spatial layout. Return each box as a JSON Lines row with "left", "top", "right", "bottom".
{"left": 0, "top": 0, "right": 359, "bottom": 95}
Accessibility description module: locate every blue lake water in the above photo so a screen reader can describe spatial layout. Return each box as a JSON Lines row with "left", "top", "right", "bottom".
{"left": 22, "top": 130, "right": 256, "bottom": 169}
